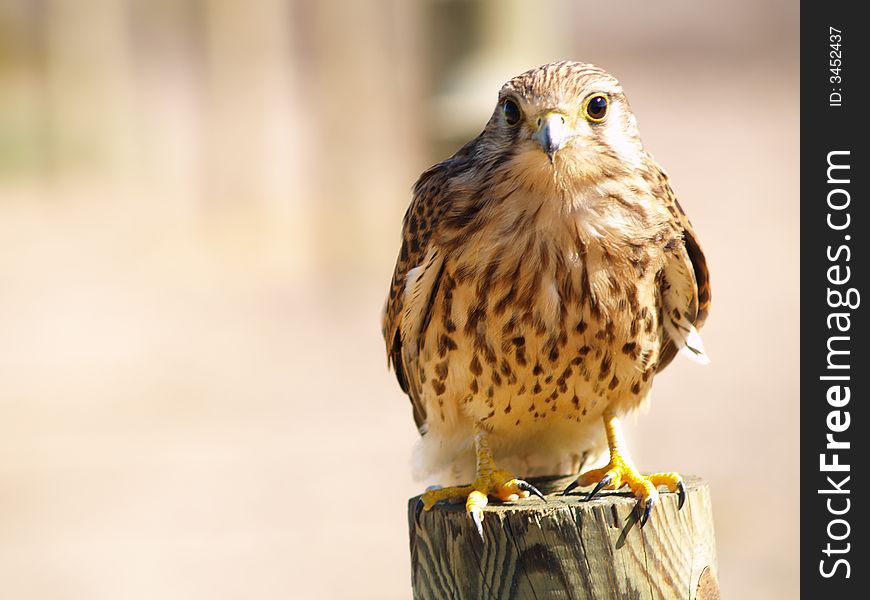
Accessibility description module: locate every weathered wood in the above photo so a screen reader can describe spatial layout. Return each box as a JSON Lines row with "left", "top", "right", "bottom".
{"left": 408, "top": 475, "right": 718, "bottom": 600}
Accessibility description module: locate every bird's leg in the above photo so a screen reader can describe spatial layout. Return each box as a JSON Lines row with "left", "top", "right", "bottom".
{"left": 420, "top": 422, "right": 545, "bottom": 538}
{"left": 563, "top": 409, "right": 685, "bottom": 527}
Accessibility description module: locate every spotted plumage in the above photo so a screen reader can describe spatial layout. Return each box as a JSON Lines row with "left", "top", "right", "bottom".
{"left": 383, "top": 61, "right": 710, "bottom": 529}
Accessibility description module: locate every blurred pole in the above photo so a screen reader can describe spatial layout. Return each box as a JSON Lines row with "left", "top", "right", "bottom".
{"left": 126, "top": 0, "right": 205, "bottom": 224}
{"left": 430, "top": 0, "right": 569, "bottom": 147}
{"left": 0, "top": 2, "right": 46, "bottom": 181}
{"left": 42, "top": 0, "right": 136, "bottom": 187}
{"left": 308, "top": 0, "right": 425, "bottom": 274}
{"left": 200, "top": 0, "right": 296, "bottom": 211}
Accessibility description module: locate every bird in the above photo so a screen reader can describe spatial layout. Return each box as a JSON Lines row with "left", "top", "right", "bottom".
{"left": 382, "top": 61, "right": 711, "bottom": 535}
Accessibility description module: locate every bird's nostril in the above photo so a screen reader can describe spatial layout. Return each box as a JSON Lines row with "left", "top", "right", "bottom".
{"left": 560, "top": 116, "right": 566, "bottom": 124}
{"left": 536, "top": 118, "right": 542, "bottom": 127}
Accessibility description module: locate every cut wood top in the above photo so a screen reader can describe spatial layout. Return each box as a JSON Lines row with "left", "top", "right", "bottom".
{"left": 408, "top": 475, "right": 718, "bottom": 600}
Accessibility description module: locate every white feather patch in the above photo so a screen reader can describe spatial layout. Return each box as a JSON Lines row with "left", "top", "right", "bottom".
{"left": 683, "top": 324, "right": 710, "bottom": 363}
{"left": 400, "top": 246, "right": 443, "bottom": 351}
{"left": 666, "top": 319, "right": 710, "bottom": 365}
{"left": 660, "top": 242, "right": 710, "bottom": 366}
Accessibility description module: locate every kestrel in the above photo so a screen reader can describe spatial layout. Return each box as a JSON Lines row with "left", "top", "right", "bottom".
{"left": 383, "top": 61, "right": 711, "bottom": 534}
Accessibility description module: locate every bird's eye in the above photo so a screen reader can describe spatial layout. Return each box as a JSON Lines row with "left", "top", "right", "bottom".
{"left": 584, "top": 94, "right": 608, "bottom": 122}
{"left": 502, "top": 99, "right": 522, "bottom": 126}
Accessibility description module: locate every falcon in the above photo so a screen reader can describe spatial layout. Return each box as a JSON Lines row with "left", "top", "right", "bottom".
{"left": 382, "top": 61, "right": 711, "bottom": 535}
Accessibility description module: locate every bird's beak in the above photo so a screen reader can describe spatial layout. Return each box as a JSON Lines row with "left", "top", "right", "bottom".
{"left": 533, "top": 112, "right": 572, "bottom": 163}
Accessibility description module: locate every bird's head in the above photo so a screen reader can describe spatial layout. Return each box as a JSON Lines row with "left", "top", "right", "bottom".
{"left": 481, "top": 61, "right": 646, "bottom": 186}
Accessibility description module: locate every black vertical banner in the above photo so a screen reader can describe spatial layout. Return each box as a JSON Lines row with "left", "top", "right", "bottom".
{"left": 802, "top": 3, "right": 868, "bottom": 595}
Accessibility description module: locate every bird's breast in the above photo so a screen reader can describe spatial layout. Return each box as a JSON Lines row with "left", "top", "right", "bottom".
{"left": 417, "top": 219, "right": 666, "bottom": 437}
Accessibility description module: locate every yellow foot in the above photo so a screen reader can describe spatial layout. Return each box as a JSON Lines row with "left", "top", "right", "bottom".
{"left": 420, "top": 469, "right": 545, "bottom": 538}
{"left": 564, "top": 462, "right": 685, "bottom": 527}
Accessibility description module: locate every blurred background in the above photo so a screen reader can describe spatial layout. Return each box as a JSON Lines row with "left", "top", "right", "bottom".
{"left": 0, "top": 1, "right": 798, "bottom": 598}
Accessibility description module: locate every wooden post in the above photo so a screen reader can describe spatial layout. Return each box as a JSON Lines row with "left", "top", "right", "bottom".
{"left": 408, "top": 475, "right": 719, "bottom": 600}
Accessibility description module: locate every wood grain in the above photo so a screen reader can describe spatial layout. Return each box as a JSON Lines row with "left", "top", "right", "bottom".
{"left": 408, "top": 475, "right": 717, "bottom": 599}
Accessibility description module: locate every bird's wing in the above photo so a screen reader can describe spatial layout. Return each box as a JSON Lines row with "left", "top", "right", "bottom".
{"left": 383, "top": 143, "right": 475, "bottom": 433}
{"left": 656, "top": 185, "right": 712, "bottom": 373}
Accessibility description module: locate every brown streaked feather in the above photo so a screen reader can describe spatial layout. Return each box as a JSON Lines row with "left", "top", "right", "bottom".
{"left": 654, "top": 172, "right": 711, "bottom": 373}
{"left": 382, "top": 138, "right": 481, "bottom": 432}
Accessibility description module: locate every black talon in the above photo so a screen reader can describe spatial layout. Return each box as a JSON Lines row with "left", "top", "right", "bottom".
{"left": 562, "top": 478, "right": 582, "bottom": 496}
{"left": 640, "top": 496, "right": 655, "bottom": 528}
{"left": 517, "top": 480, "right": 547, "bottom": 502}
{"left": 586, "top": 472, "right": 615, "bottom": 502}
{"left": 676, "top": 479, "right": 686, "bottom": 510}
